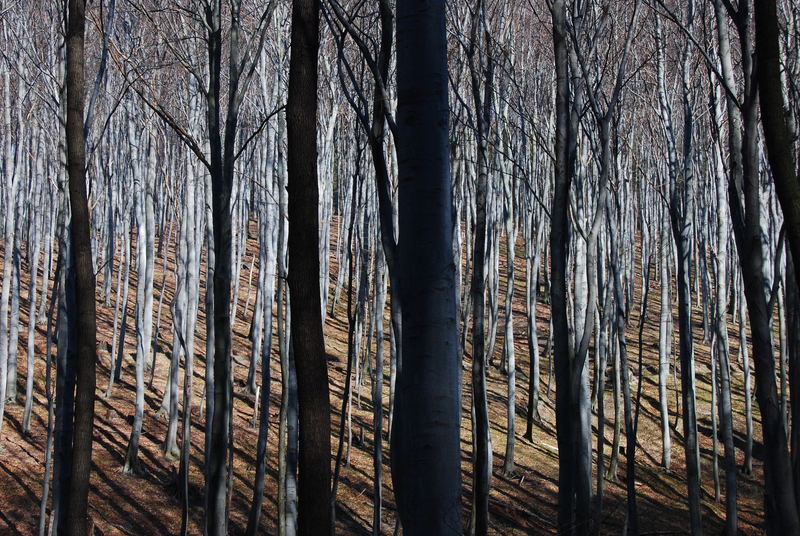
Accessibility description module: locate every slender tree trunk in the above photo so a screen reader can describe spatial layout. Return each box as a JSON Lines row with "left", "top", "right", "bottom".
{"left": 502, "top": 198, "right": 517, "bottom": 476}
{"left": 595, "top": 270, "right": 611, "bottom": 529}
{"left": 39, "top": 264, "right": 60, "bottom": 536}
{"left": 658, "top": 216, "right": 672, "bottom": 471}
{"left": 712, "top": 134, "right": 737, "bottom": 532}
{"left": 738, "top": 277, "right": 753, "bottom": 475}
{"left": 124, "top": 185, "right": 149, "bottom": 474}
{"left": 6, "top": 238, "right": 21, "bottom": 403}
{"left": 163, "top": 207, "right": 187, "bottom": 458}
{"left": 372, "top": 254, "right": 386, "bottom": 536}
{"left": 0, "top": 73, "right": 19, "bottom": 436}
{"left": 609, "top": 197, "right": 638, "bottom": 535}
{"left": 466, "top": 1, "right": 493, "bottom": 529}
{"left": 331, "top": 176, "right": 361, "bottom": 526}
{"left": 656, "top": 16, "right": 702, "bottom": 532}
{"left": 605, "top": 333, "right": 620, "bottom": 485}
{"left": 524, "top": 219, "right": 543, "bottom": 440}
{"left": 108, "top": 221, "right": 131, "bottom": 396}
{"left": 246, "top": 205, "right": 278, "bottom": 535}
{"left": 22, "top": 226, "right": 42, "bottom": 433}
{"left": 178, "top": 159, "right": 202, "bottom": 536}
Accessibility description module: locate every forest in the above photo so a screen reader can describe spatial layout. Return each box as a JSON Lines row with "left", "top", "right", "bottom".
{"left": 0, "top": 0, "right": 799, "bottom": 534}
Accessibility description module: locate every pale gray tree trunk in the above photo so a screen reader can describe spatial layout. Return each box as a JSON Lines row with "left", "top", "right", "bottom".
{"left": 22, "top": 205, "right": 43, "bottom": 433}
{"left": 501, "top": 168, "right": 518, "bottom": 476}
{"left": 276, "top": 117, "right": 298, "bottom": 536}
{"left": 0, "top": 72, "right": 20, "bottom": 430}
{"left": 656, "top": 16, "right": 702, "bottom": 533}
{"left": 524, "top": 208, "right": 544, "bottom": 439}
{"left": 246, "top": 177, "right": 278, "bottom": 535}
{"left": 372, "top": 251, "right": 387, "bottom": 536}
{"left": 124, "top": 127, "right": 155, "bottom": 474}
{"left": 658, "top": 210, "right": 673, "bottom": 471}
{"left": 710, "top": 96, "right": 737, "bottom": 532}
{"left": 5, "top": 234, "right": 21, "bottom": 403}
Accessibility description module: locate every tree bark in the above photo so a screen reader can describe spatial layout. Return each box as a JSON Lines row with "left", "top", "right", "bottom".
{"left": 65, "top": 1, "right": 97, "bottom": 532}
{"left": 754, "top": 0, "right": 800, "bottom": 293}
{"left": 287, "top": 0, "right": 332, "bottom": 532}
{"left": 466, "top": 0, "right": 493, "bottom": 529}
{"left": 391, "top": 0, "right": 463, "bottom": 532}
{"left": 550, "top": 1, "right": 578, "bottom": 532}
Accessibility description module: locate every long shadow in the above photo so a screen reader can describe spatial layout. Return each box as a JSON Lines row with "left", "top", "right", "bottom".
{"left": 334, "top": 477, "right": 374, "bottom": 535}
{"left": 88, "top": 480, "right": 143, "bottom": 535}
{"left": 93, "top": 428, "right": 128, "bottom": 466}
{"left": 696, "top": 421, "right": 764, "bottom": 461}
{"left": 0, "top": 503, "right": 27, "bottom": 536}
{"left": 90, "top": 460, "right": 172, "bottom": 535}
{"left": 492, "top": 471, "right": 557, "bottom": 512}
{"left": 1, "top": 409, "right": 30, "bottom": 439}
{"left": 0, "top": 456, "right": 38, "bottom": 505}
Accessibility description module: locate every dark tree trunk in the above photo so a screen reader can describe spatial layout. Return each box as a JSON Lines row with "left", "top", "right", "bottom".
{"left": 287, "top": 0, "right": 332, "bottom": 532}
{"left": 65, "top": 0, "right": 97, "bottom": 533}
{"left": 550, "top": 1, "right": 577, "bottom": 533}
{"left": 391, "top": 0, "right": 463, "bottom": 533}
{"left": 787, "top": 256, "right": 800, "bottom": 515}
{"left": 467, "top": 0, "right": 493, "bottom": 530}
{"left": 713, "top": 2, "right": 800, "bottom": 530}
{"left": 728, "top": 4, "right": 800, "bottom": 531}
{"left": 754, "top": 0, "right": 800, "bottom": 292}
{"left": 53, "top": 242, "right": 75, "bottom": 536}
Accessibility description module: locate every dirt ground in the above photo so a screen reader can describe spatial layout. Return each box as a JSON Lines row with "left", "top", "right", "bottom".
{"left": 0, "top": 218, "right": 770, "bottom": 535}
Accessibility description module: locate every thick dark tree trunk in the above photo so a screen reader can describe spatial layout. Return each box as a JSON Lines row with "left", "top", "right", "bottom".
{"left": 204, "top": 1, "right": 241, "bottom": 532}
{"left": 550, "top": 1, "right": 577, "bottom": 533}
{"left": 65, "top": 1, "right": 97, "bottom": 533}
{"left": 787, "top": 256, "right": 800, "bottom": 515}
{"left": 287, "top": 0, "right": 332, "bottom": 533}
{"left": 754, "top": 0, "right": 800, "bottom": 292}
{"left": 391, "top": 0, "right": 462, "bottom": 533}
{"left": 714, "top": 2, "right": 800, "bottom": 530}
{"left": 53, "top": 241, "right": 75, "bottom": 536}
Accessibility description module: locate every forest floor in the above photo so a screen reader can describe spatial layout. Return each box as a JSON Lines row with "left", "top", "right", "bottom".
{"left": 0, "top": 216, "right": 770, "bottom": 535}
